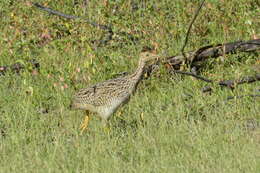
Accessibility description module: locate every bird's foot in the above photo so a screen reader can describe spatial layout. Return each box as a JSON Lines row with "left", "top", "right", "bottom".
{"left": 101, "top": 119, "right": 110, "bottom": 134}
{"left": 103, "top": 126, "right": 111, "bottom": 134}
{"left": 116, "top": 111, "right": 123, "bottom": 117}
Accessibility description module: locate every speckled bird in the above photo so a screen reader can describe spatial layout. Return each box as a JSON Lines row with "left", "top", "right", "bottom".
{"left": 71, "top": 50, "right": 159, "bottom": 132}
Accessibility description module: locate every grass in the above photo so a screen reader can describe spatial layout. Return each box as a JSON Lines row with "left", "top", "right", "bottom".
{"left": 0, "top": 0, "right": 259, "bottom": 172}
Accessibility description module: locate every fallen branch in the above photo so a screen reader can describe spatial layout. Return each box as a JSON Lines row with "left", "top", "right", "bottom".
{"left": 0, "top": 59, "right": 40, "bottom": 76}
{"left": 33, "top": 2, "right": 113, "bottom": 46}
{"left": 33, "top": 3, "right": 138, "bottom": 46}
{"left": 171, "top": 70, "right": 260, "bottom": 90}
{"left": 226, "top": 94, "right": 260, "bottom": 100}
{"left": 166, "top": 39, "right": 260, "bottom": 70}
{"left": 205, "top": 74, "right": 260, "bottom": 91}
{"left": 218, "top": 74, "right": 260, "bottom": 88}
{"left": 181, "top": 0, "right": 206, "bottom": 61}
{"left": 33, "top": 3, "right": 111, "bottom": 31}
{"left": 171, "top": 70, "right": 260, "bottom": 101}
{"left": 171, "top": 70, "right": 212, "bottom": 83}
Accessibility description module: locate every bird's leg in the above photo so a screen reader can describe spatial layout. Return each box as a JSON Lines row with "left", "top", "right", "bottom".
{"left": 80, "top": 111, "right": 90, "bottom": 133}
{"left": 140, "top": 112, "right": 144, "bottom": 122}
{"left": 116, "top": 111, "right": 123, "bottom": 117}
{"left": 101, "top": 119, "right": 110, "bottom": 133}
{"left": 140, "top": 112, "right": 145, "bottom": 127}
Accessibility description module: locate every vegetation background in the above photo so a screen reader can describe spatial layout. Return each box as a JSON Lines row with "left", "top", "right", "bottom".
{"left": 0, "top": 0, "right": 259, "bottom": 172}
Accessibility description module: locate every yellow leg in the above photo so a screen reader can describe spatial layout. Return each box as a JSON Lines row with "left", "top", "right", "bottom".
{"left": 140, "top": 112, "right": 145, "bottom": 126}
{"left": 140, "top": 112, "right": 144, "bottom": 122}
{"left": 80, "top": 113, "right": 90, "bottom": 134}
{"left": 101, "top": 119, "right": 110, "bottom": 134}
{"left": 116, "top": 111, "right": 123, "bottom": 117}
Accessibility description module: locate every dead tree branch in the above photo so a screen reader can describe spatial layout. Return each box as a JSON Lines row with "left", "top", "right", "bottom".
{"left": 226, "top": 94, "right": 260, "bottom": 100}
{"left": 171, "top": 70, "right": 260, "bottom": 91}
{"left": 202, "top": 74, "right": 260, "bottom": 91}
{"left": 33, "top": 3, "right": 138, "bottom": 46}
{"left": 33, "top": 3, "right": 113, "bottom": 46}
{"left": 0, "top": 59, "right": 40, "bottom": 76}
{"left": 171, "top": 70, "right": 212, "bottom": 83}
{"left": 181, "top": 0, "right": 206, "bottom": 61}
{"left": 33, "top": 3, "right": 139, "bottom": 46}
{"left": 33, "top": 3, "right": 111, "bottom": 31}
{"left": 166, "top": 39, "right": 260, "bottom": 70}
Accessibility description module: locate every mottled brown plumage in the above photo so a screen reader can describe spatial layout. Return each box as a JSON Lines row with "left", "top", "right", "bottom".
{"left": 71, "top": 51, "right": 158, "bottom": 132}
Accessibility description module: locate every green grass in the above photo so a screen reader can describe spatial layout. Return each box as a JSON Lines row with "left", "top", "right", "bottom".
{"left": 0, "top": 0, "right": 259, "bottom": 172}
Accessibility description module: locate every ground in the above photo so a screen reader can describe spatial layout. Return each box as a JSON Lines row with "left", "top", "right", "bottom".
{"left": 0, "top": 0, "right": 259, "bottom": 172}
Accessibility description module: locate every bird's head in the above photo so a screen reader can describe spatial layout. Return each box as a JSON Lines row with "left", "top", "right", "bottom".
{"left": 139, "top": 48, "right": 159, "bottom": 65}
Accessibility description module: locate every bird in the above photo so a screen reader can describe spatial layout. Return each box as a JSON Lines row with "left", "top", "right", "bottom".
{"left": 70, "top": 49, "right": 159, "bottom": 132}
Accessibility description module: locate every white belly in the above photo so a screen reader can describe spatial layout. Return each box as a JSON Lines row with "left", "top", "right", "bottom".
{"left": 97, "top": 95, "right": 130, "bottom": 120}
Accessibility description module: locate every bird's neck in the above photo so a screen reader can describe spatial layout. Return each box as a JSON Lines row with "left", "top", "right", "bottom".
{"left": 129, "top": 60, "right": 146, "bottom": 82}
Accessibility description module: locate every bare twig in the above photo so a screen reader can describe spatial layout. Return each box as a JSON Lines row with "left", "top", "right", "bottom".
{"left": 226, "top": 94, "right": 260, "bottom": 100}
{"left": 171, "top": 70, "right": 260, "bottom": 90}
{"left": 171, "top": 70, "right": 212, "bottom": 83}
{"left": 0, "top": 59, "right": 40, "bottom": 76}
{"left": 219, "top": 74, "right": 260, "bottom": 88}
{"left": 33, "top": 3, "right": 111, "bottom": 30}
{"left": 181, "top": 0, "right": 206, "bottom": 61}
{"left": 166, "top": 39, "right": 260, "bottom": 70}
{"left": 33, "top": 2, "right": 113, "bottom": 46}
{"left": 33, "top": 3, "right": 139, "bottom": 46}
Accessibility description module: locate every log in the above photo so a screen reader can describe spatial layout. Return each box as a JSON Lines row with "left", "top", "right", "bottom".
{"left": 166, "top": 39, "right": 260, "bottom": 70}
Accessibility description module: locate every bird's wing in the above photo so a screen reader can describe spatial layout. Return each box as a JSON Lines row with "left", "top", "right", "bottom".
{"left": 74, "top": 77, "right": 131, "bottom": 106}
